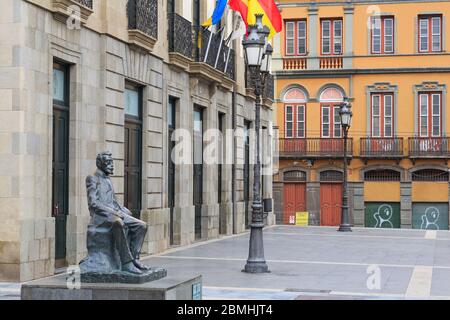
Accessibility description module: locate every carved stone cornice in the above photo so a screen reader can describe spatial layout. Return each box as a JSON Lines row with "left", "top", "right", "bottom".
{"left": 128, "top": 29, "right": 157, "bottom": 53}
{"left": 52, "top": 0, "right": 93, "bottom": 25}
{"left": 168, "top": 52, "right": 193, "bottom": 72}
{"left": 188, "top": 62, "right": 235, "bottom": 91}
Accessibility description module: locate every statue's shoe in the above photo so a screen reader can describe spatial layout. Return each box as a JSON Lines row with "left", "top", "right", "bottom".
{"left": 122, "top": 262, "right": 143, "bottom": 274}
{"left": 133, "top": 260, "right": 151, "bottom": 271}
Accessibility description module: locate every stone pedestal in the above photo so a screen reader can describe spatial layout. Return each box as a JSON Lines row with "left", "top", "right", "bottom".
{"left": 21, "top": 274, "right": 202, "bottom": 300}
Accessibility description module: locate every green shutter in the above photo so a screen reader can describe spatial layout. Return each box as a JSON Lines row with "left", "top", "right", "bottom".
{"left": 412, "top": 203, "right": 449, "bottom": 230}
{"left": 365, "top": 202, "right": 401, "bottom": 228}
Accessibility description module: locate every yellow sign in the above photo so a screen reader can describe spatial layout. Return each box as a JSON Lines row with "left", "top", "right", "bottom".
{"left": 296, "top": 212, "right": 309, "bottom": 226}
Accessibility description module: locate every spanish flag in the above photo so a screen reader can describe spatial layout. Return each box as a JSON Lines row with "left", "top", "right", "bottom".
{"left": 229, "top": 0, "right": 282, "bottom": 39}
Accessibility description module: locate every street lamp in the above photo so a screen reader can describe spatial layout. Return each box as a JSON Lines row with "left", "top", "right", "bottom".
{"left": 242, "top": 18, "right": 272, "bottom": 273}
{"left": 338, "top": 97, "right": 353, "bottom": 232}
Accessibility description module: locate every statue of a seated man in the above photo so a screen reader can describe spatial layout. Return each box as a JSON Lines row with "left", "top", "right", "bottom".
{"left": 79, "top": 151, "right": 149, "bottom": 275}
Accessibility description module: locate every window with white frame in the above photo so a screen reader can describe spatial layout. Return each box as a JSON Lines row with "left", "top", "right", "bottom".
{"left": 371, "top": 93, "right": 394, "bottom": 137}
{"left": 285, "top": 105, "right": 294, "bottom": 138}
{"left": 285, "top": 20, "right": 307, "bottom": 56}
{"left": 321, "top": 19, "right": 343, "bottom": 55}
{"left": 321, "top": 105, "right": 342, "bottom": 138}
{"left": 419, "top": 15, "right": 442, "bottom": 53}
{"left": 419, "top": 92, "right": 442, "bottom": 137}
{"left": 284, "top": 105, "right": 306, "bottom": 138}
{"left": 371, "top": 16, "right": 394, "bottom": 54}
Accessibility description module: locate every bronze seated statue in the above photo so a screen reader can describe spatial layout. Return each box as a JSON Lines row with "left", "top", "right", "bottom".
{"left": 79, "top": 151, "right": 166, "bottom": 282}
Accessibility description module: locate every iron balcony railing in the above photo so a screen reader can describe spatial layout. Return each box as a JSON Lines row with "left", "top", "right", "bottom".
{"left": 168, "top": 13, "right": 194, "bottom": 59}
{"left": 192, "top": 26, "right": 235, "bottom": 80}
{"left": 360, "top": 137, "right": 404, "bottom": 158}
{"left": 279, "top": 138, "right": 353, "bottom": 158}
{"left": 127, "top": 0, "right": 158, "bottom": 39}
{"left": 75, "top": 0, "right": 93, "bottom": 8}
{"left": 409, "top": 137, "right": 450, "bottom": 158}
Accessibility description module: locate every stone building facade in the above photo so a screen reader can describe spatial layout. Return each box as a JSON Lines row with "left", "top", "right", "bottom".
{"left": 0, "top": 0, "right": 274, "bottom": 282}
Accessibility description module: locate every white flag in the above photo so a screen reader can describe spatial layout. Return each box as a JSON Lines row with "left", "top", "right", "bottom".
{"left": 229, "top": 12, "right": 246, "bottom": 42}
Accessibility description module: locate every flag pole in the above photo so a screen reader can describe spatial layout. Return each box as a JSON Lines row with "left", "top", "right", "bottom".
{"left": 223, "top": 32, "right": 233, "bottom": 73}
{"left": 203, "top": 26, "right": 214, "bottom": 63}
{"left": 214, "top": 26, "right": 226, "bottom": 68}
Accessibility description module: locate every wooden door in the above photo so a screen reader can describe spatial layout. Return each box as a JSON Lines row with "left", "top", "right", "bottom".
{"left": 52, "top": 62, "right": 69, "bottom": 264}
{"left": 283, "top": 183, "right": 306, "bottom": 224}
{"left": 320, "top": 183, "right": 342, "bottom": 226}
{"left": 124, "top": 84, "right": 142, "bottom": 219}
{"left": 52, "top": 108, "right": 69, "bottom": 261}
{"left": 124, "top": 120, "right": 142, "bottom": 219}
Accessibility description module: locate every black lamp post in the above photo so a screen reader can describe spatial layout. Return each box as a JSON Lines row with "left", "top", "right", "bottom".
{"left": 338, "top": 97, "right": 353, "bottom": 232}
{"left": 242, "top": 16, "right": 272, "bottom": 273}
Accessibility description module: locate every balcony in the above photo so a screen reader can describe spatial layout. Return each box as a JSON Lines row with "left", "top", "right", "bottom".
{"left": 52, "top": 0, "right": 93, "bottom": 25}
{"left": 168, "top": 13, "right": 194, "bottom": 70}
{"left": 189, "top": 26, "right": 236, "bottom": 89}
{"left": 127, "top": 0, "right": 158, "bottom": 52}
{"left": 409, "top": 137, "right": 450, "bottom": 159}
{"left": 279, "top": 138, "right": 353, "bottom": 160}
{"left": 360, "top": 138, "right": 404, "bottom": 163}
{"left": 319, "top": 56, "right": 343, "bottom": 69}
{"left": 283, "top": 57, "right": 307, "bottom": 70}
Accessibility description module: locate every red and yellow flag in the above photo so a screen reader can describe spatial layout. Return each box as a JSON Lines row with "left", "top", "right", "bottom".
{"left": 229, "top": 0, "right": 282, "bottom": 39}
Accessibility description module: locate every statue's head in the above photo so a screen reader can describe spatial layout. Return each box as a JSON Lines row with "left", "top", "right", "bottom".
{"left": 96, "top": 151, "right": 114, "bottom": 176}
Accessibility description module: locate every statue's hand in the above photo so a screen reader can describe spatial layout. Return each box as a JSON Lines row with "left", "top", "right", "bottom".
{"left": 113, "top": 211, "right": 125, "bottom": 220}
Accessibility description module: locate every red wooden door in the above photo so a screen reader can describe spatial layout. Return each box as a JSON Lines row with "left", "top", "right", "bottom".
{"left": 284, "top": 183, "right": 306, "bottom": 224}
{"left": 320, "top": 183, "right": 342, "bottom": 226}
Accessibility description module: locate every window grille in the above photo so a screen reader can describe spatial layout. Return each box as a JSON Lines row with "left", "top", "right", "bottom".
{"left": 412, "top": 169, "right": 448, "bottom": 182}
{"left": 364, "top": 169, "right": 401, "bottom": 182}
{"left": 320, "top": 170, "right": 343, "bottom": 182}
{"left": 284, "top": 170, "right": 307, "bottom": 182}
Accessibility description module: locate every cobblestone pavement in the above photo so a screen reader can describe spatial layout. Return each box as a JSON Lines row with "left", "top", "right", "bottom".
{"left": 3, "top": 225, "right": 450, "bottom": 300}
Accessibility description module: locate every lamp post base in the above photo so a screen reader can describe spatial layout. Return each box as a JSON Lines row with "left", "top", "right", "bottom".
{"left": 338, "top": 224, "right": 352, "bottom": 232}
{"left": 243, "top": 223, "right": 270, "bottom": 274}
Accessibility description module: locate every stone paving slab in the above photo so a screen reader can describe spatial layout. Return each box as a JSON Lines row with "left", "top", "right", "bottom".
{"left": 142, "top": 225, "right": 450, "bottom": 300}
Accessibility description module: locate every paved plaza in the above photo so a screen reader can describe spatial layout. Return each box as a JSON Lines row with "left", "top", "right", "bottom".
{"left": 143, "top": 225, "right": 450, "bottom": 300}
{"left": 2, "top": 225, "right": 450, "bottom": 300}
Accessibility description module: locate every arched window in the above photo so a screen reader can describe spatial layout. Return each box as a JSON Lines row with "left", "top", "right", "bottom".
{"left": 320, "top": 87, "right": 344, "bottom": 102}
{"left": 284, "top": 170, "right": 307, "bottom": 182}
{"left": 284, "top": 88, "right": 307, "bottom": 103}
{"left": 320, "top": 170, "right": 343, "bottom": 182}
{"left": 284, "top": 88, "right": 307, "bottom": 139}
{"left": 412, "top": 169, "right": 449, "bottom": 182}
{"left": 319, "top": 87, "right": 345, "bottom": 138}
{"left": 364, "top": 169, "right": 401, "bottom": 182}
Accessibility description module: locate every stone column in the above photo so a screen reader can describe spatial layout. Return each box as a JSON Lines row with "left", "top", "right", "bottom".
{"left": 307, "top": 6, "right": 320, "bottom": 70}
{"left": 219, "top": 110, "right": 234, "bottom": 235}
{"left": 350, "top": 182, "right": 364, "bottom": 227}
{"left": 400, "top": 182, "right": 412, "bottom": 228}
{"left": 273, "top": 182, "right": 284, "bottom": 225}
{"left": 343, "top": 6, "right": 354, "bottom": 69}
{"left": 306, "top": 182, "right": 320, "bottom": 226}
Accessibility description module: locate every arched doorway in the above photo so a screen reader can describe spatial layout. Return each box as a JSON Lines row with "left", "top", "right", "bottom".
{"left": 283, "top": 170, "right": 307, "bottom": 224}
{"left": 320, "top": 170, "right": 343, "bottom": 226}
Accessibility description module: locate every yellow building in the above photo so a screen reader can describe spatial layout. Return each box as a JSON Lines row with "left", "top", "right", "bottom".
{"left": 272, "top": 0, "right": 450, "bottom": 229}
